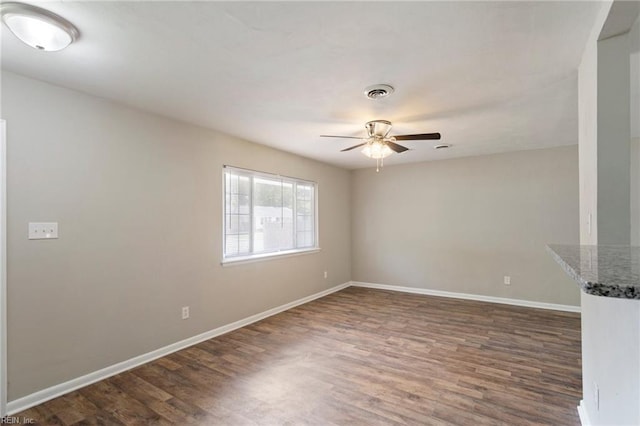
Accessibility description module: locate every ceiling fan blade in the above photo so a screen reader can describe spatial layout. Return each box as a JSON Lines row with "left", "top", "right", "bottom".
{"left": 385, "top": 141, "right": 409, "bottom": 153}
{"left": 341, "top": 143, "right": 367, "bottom": 152}
{"left": 393, "top": 133, "right": 441, "bottom": 141}
{"left": 320, "top": 135, "right": 364, "bottom": 140}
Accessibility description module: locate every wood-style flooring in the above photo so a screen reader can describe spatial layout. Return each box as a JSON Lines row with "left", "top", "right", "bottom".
{"left": 17, "top": 287, "right": 582, "bottom": 425}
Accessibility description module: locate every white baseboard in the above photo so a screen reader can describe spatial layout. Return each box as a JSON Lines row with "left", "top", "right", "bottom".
{"left": 7, "top": 282, "right": 351, "bottom": 415}
{"left": 350, "top": 281, "right": 581, "bottom": 313}
{"left": 577, "top": 400, "right": 590, "bottom": 425}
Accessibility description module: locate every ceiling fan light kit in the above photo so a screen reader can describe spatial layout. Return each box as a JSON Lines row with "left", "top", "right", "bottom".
{"left": 0, "top": 2, "right": 79, "bottom": 51}
{"left": 362, "top": 140, "right": 394, "bottom": 172}
{"left": 362, "top": 140, "right": 394, "bottom": 159}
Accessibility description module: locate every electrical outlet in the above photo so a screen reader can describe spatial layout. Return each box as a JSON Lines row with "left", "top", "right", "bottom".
{"left": 324, "top": 271, "right": 328, "bottom": 279}
{"left": 181, "top": 306, "right": 190, "bottom": 320}
{"left": 504, "top": 276, "right": 511, "bottom": 285}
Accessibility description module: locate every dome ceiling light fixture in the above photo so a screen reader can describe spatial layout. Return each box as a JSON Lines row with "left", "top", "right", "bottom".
{"left": 1, "top": 2, "right": 79, "bottom": 51}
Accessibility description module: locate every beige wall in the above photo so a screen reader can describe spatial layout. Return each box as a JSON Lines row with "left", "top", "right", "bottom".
{"left": 597, "top": 32, "right": 631, "bottom": 244}
{"left": 2, "top": 72, "right": 351, "bottom": 400}
{"left": 632, "top": 135, "right": 640, "bottom": 245}
{"left": 351, "top": 146, "right": 580, "bottom": 306}
{"left": 579, "top": 26, "right": 599, "bottom": 245}
{"left": 630, "top": 14, "right": 640, "bottom": 245}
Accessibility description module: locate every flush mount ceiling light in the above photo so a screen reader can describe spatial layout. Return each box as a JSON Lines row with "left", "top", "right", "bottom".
{"left": 1, "top": 2, "right": 79, "bottom": 51}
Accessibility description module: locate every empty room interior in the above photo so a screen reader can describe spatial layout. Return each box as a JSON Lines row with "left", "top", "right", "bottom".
{"left": 0, "top": 1, "right": 639, "bottom": 425}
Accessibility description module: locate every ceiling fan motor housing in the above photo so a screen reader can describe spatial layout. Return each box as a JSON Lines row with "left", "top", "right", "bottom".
{"left": 365, "top": 120, "right": 393, "bottom": 138}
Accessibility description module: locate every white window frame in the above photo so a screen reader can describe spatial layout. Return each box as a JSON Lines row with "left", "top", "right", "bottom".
{"left": 222, "top": 165, "right": 319, "bottom": 265}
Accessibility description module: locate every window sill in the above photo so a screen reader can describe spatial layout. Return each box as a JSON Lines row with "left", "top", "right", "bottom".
{"left": 221, "top": 247, "right": 321, "bottom": 266}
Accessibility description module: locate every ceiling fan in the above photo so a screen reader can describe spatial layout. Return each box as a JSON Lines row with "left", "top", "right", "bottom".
{"left": 321, "top": 120, "right": 441, "bottom": 171}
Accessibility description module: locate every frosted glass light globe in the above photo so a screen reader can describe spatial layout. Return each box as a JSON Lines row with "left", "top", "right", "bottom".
{"left": 362, "top": 141, "right": 393, "bottom": 159}
{"left": 1, "top": 3, "right": 78, "bottom": 51}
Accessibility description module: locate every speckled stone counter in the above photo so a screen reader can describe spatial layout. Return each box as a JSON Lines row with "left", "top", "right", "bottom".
{"left": 547, "top": 244, "right": 640, "bottom": 299}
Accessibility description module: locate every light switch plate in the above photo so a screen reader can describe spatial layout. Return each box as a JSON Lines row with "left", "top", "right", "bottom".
{"left": 28, "top": 222, "right": 58, "bottom": 240}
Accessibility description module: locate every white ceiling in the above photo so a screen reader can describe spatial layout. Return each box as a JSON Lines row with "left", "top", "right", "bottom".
{"left": 1, "top": 1, "right": 603, "bottom": 169}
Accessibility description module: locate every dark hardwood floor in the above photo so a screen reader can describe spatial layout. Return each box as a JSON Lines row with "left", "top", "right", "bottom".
{"left": 17, "top": 287, "right": 582, "bottom": 425}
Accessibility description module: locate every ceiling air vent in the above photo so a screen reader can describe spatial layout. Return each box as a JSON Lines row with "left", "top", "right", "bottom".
{"left": 364, "top": 84, "right": 394, "bottom": 100}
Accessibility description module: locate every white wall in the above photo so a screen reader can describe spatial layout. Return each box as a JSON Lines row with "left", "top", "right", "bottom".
{"left": 351, "top": 146, "right": 580, "bottom": 306}
{"left": 1, "top": 72, "right": 351, "bottom": 400}
{"left": 581, "top": 292, "right": 640, "bottom": 425}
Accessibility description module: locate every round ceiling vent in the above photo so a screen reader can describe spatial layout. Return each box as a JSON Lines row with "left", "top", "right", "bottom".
{"left": 364, "top": 84, "right": 394, "bottom": 100}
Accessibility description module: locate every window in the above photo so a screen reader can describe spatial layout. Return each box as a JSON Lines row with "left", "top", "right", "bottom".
{"left": 223, "top": 166, "right": 318, "bottom": 262}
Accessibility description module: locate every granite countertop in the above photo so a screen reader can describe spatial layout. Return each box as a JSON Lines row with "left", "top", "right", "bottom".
{"left": 547, "top": 244, "right": 640, "bottom": 299}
